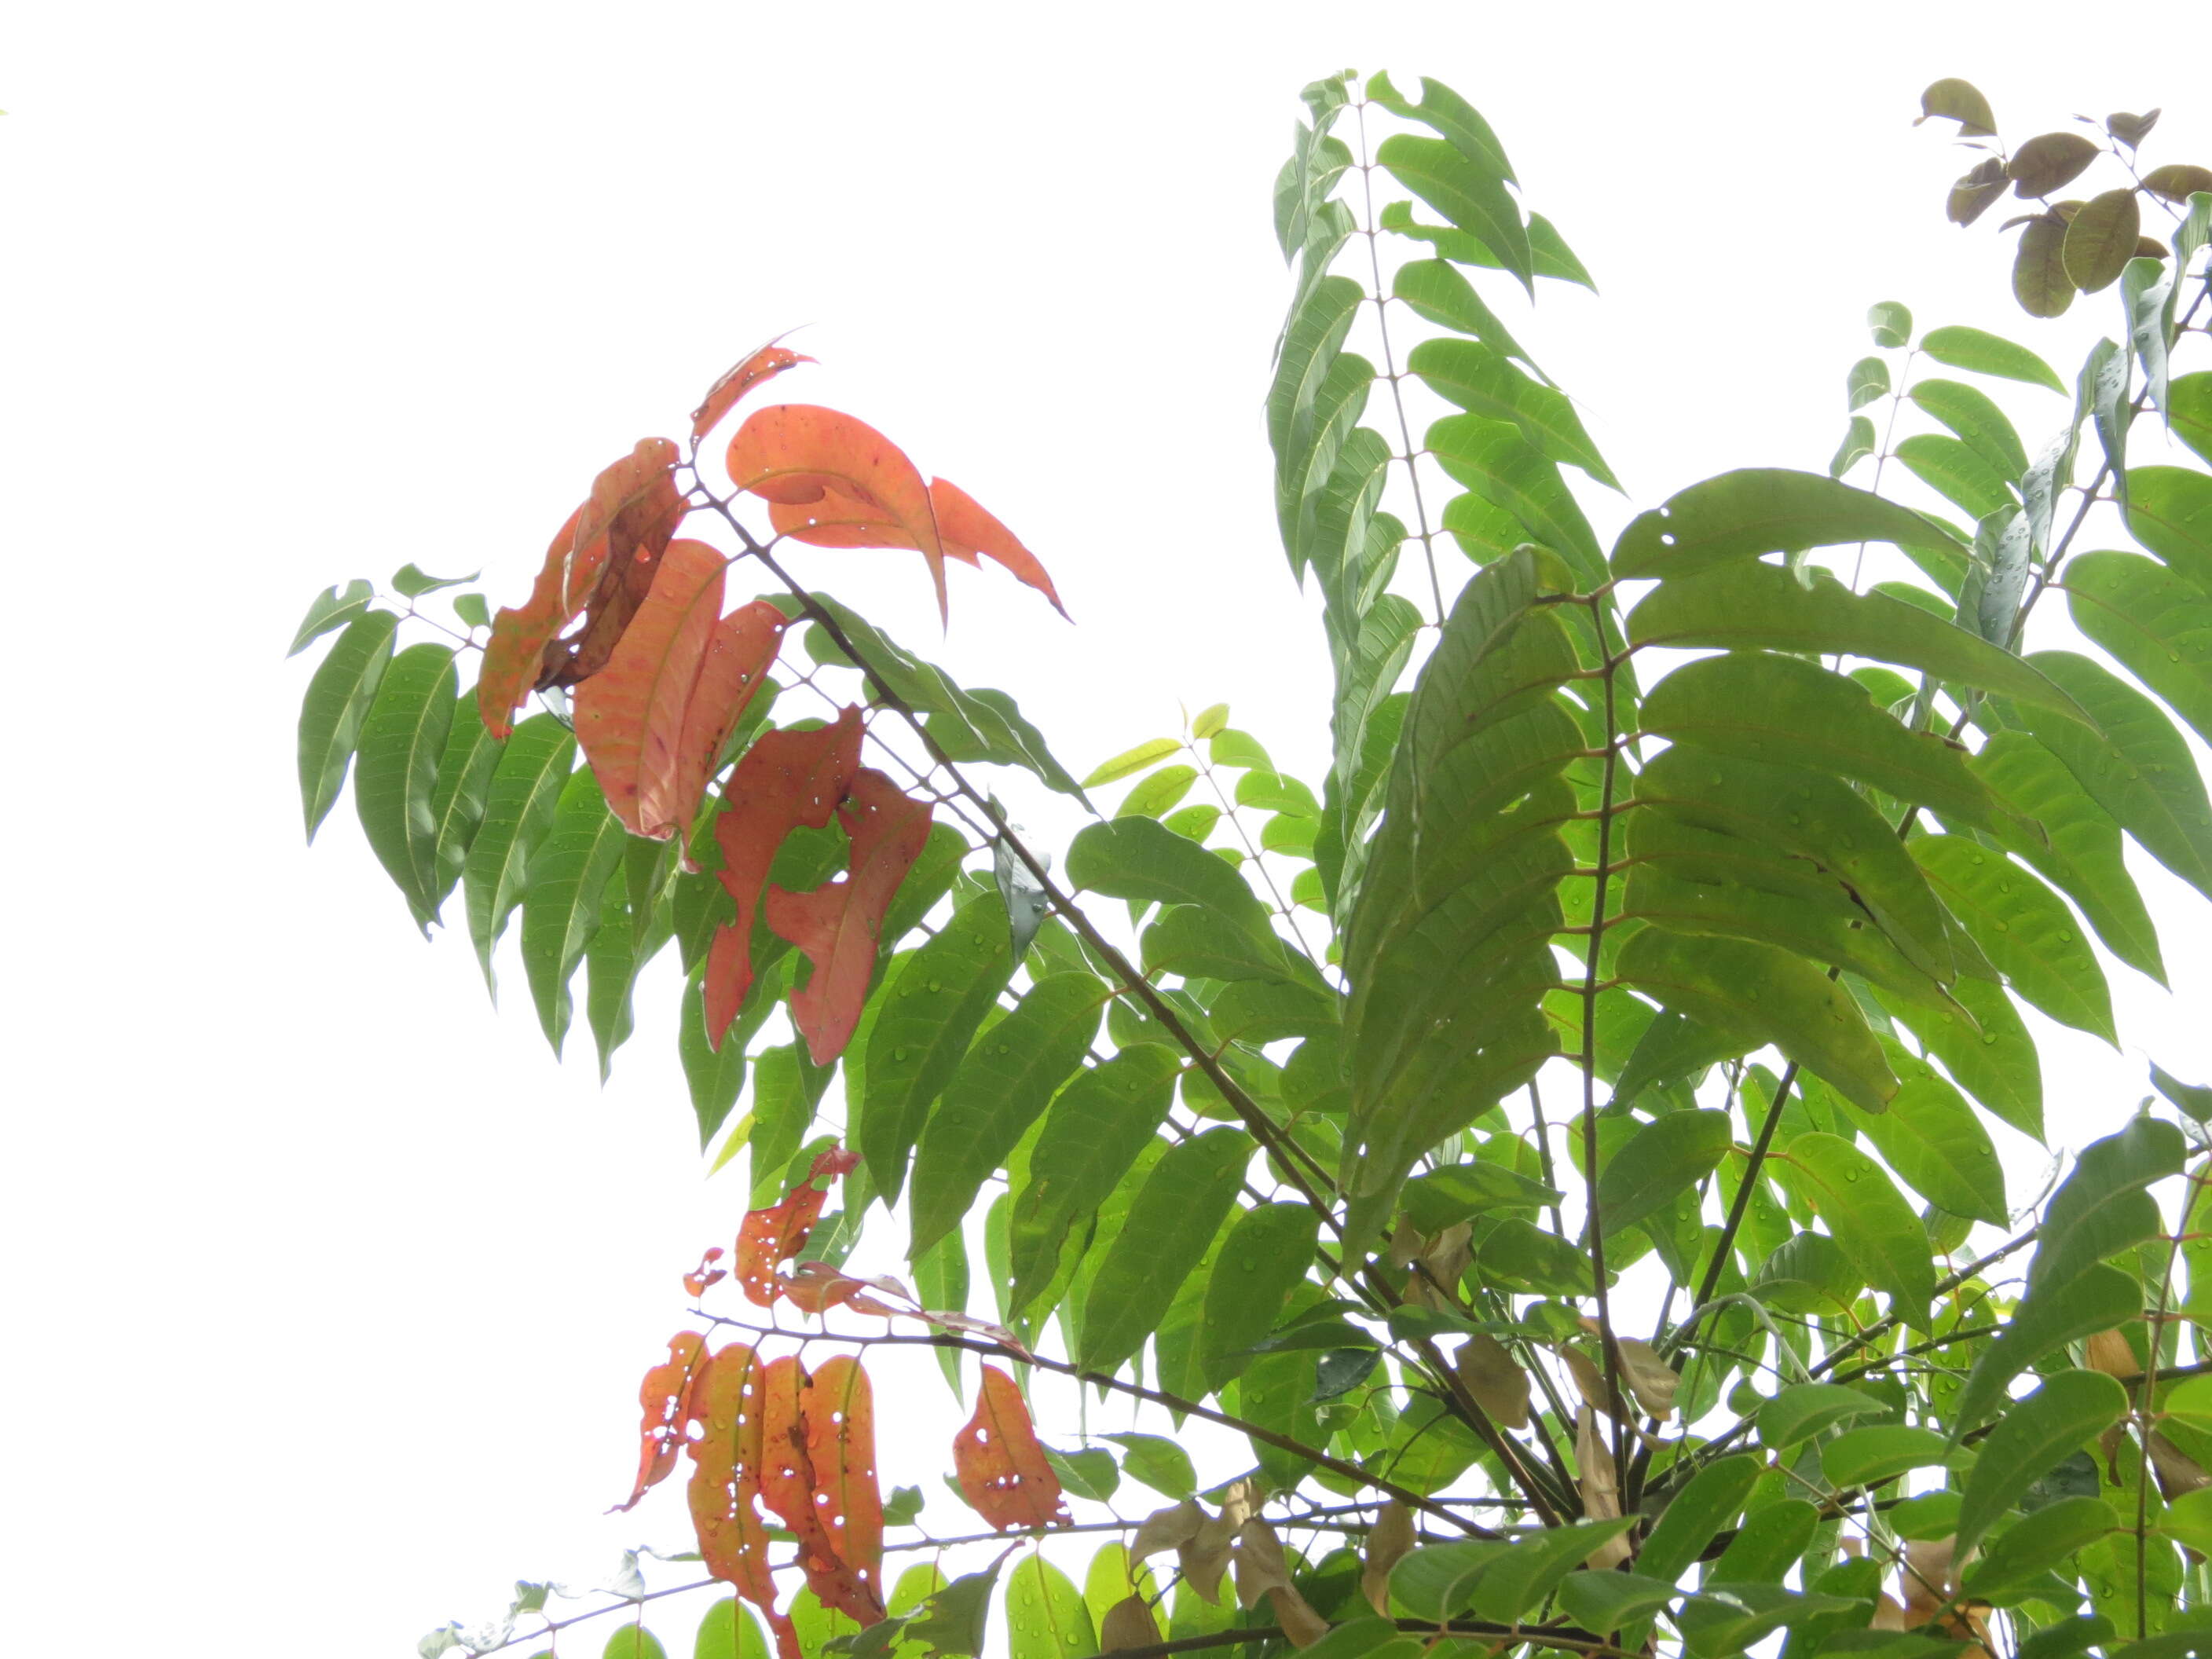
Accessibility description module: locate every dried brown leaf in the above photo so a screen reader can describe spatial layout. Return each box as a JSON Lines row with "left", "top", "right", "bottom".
{"left": 1100, "top": 1595, "right": 1162, "bottom": 1654}
{"left": 1361, "top": 1500, "right": 1415, "bottom": 1617}
{"left": 1457, "top": 1334, "right": 1531, "bottom": 1430}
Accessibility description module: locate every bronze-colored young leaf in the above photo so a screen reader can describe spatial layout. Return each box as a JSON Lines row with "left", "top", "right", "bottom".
{"left": 2006, "top": 132, "right": 2100, "bottom": 199}
{"left": 2012, "top": 215, "right": 2075, "bottom": 318}
{"left": 770, "top": 475, "right": 1067, "bottom": 617}
{"left": 1917, "top": 79, "right": 1997, "bottom": 137}
{"left": 2062, "top": 189, "right": 2142, "bottom": 293}
{"left": 692, "top": 341, "right": 815, "bottom": 443}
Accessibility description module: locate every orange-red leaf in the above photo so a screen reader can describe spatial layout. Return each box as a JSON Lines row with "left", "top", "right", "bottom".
{"left": 614, "top": 1330, "right": 709, "bottom": 1513}
{"left": 693, "top": 343, "right": 815, "bottom": 443}
{"left": 766, "top": 769, "right": 935, "bottom": 1065}
{"left": 757, "top": 1356, "right": 886, "bottom": 1626}
{"left": 702, "top": 707, "right": 866, "bottom": 1046}
{"left": 801, "top": 1356, "right": 886, "bottom": 1615}
{"left": 685, "top": 1247, "right": 728, "bottom": 1298}
{"left": 659, "top": 599, "right": 787, "bottom": 848}
{"left": 952, "top": 1364, "right": 1070, "bottom": 1531}
{"left": 769, "top": 476, "right": 1067, "bottom": 618}
{"left": 727, "top": 405, "right": 950, "bottom": 622}
{"left": 779, "top": 1260, "right": 917, "bottom": 1318}
{"left": 686, "top": 1341, "right": 789, "bottom": 1655}
{"left": 477, "top": 438, "right": 684, "bottom": 738}
{"left": 734, "top": 1145, "right": 861, "bottom": 1307}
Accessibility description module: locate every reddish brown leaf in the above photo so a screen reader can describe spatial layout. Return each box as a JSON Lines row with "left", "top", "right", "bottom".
{"left": 770, "top": 476, "right": 1068, "bottom": 618}
{"left": 658, "top": 600, "right": 787, "bottom": 849}
{"left": 952, "top": 1364, "right": 1070, "bottom": 1531}
{"left": 686, "top": 1342, "right": 799, "bottom": 1659}
{"left": 757, "top": 1356, "right": 886, "bottom": 1625}
{"left": 684, "top": 1247, "right": 728, "bottom": 1299}
{"left": 727, "top": 405, "right": 951, "bottom": 622}
{"left": 801, "top": 1356, "right": 887, "bottom": 1615}
{"left": 693, "top": 342, "right": 816, "bottom": 444}
{"left": 779, "top": 1260, "right": 917, "bottom": 1318}
{"left": 766, "top": 769, "right": 935, "bottom": 1065}
{"left": 734, "top": 1146, "right": 860, "bottom": 1308}
{"left": 476, "top": 439, "right": 684, "bottom": 738}
{"left": 613, "top": 1331, "right": 709, "bottom": 1513}
{"left": 702, "top": 707, "right": 866, "bottom": 1047}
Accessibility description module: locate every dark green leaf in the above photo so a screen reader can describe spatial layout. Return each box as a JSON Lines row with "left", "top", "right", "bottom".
{"left": 1774, "top": 1135, "right": 1934, "bottom": 1324}
{"left": 1956, "top": 1370, "right": 2128, "bottom": 1557}
{"left": 521, "top": 768, "right": 628, "bottom": 1054}
{"left": 287, "top": 578, "right": 374, "bottom": 657}
{"left": 1554, "top": 1571, "right": 1682, "bottom": 1632}
{"left": 1074, "top": 1127, "right": 1251, "bottom": 1376}
{"left": 1040, "top": 1445, "right": 1117, "bottom": 1503}
{"left": 1199, "top": 1203, "right": 1322, "bottom": 1389}
{"left": 1101, "top": 1433, "right": 1196, "bottom": 1501}
{"left": 2152, "top": 1063, "right": 2212, "bottom": 1124}
{"left": 1912, "top": 836, "right": 2115, "bottom": 1043}
{"left": 1758, "top": 1382, "right": 1890, "bottom": 1450}
{"left": 1467, "top": 1522, "right": 1639, "bottom": 1623}
{"left": 2033, "top": 1116, "right": 2187, "bottom": 1295}
{"left": 1639, "top": 1455, "right": 1762, "bottom": 1584}
{"left": 1850, "top": 1051, "right": 2007, "bottom": 1225}
{"left": 1398, "top": 1162, "right": 1560, "bottom": 1233}
{"left": 1895, "top": 433, "right": 2016, "bottom": 520}
{"left": 297, "top": 608, "right": 400, "bottom": 839}
{"left": 1909, "top": 379, "right": 2031, "bottom": 479}
{"left": 1962, "top": 1495, "right": 2119, "bottom": 1602}
{"left": 1820, "top": 1424, "right": 1946, "bottom": 1489}
{"left": 1917, "top": 326, "right": 2065, "bottom": 394}
{"left": 461, "top": 712, "right": 577, "bottom": 987}
{"left": 1476, "top": 1216, "right": 1599, "bottom": 1295}
{"left": 855, "top": 892, "right": 1018, "bottom": 1209}
{"left": 1610, "top": 468, "right": 1961, "bottom": 582}
{"left": 426, "top": 700, "right": 501, "bottom": 924}
{"left": 1067, "top": 817, "right": 1269, "bottom": 936}
{"left": 2063, "top": 189, "right": 2142, "bottom": 292}
{"left": 1141, "top": 905, "right": 1293, "bottom": 984}
{"left": 1596, "top": 1109, "right": 1730, "bottom": 1236}
{"left": 907, "top": 969, "right": 1106, "bottom": 1260}
{"left": 1709, "top": 1498, "right": 1817, "bottom": 1582}
{"left": 1952, "top": 1262, "right": 2140, "bottom": 1434}
{"left": 1917, "top": 79, "right": 1997, "bottom": 137}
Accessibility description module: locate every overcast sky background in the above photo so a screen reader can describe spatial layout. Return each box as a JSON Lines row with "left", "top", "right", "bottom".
{"left": 6, "top": 2, "right": 2211, "bottom": 1654}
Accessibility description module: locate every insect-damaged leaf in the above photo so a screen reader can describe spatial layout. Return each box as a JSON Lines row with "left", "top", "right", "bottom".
{"left": 576, "top": 540, "right": 787, "bottom": 840}
{"left": 693, "top": 342, "right": 815, "bottom": 443}
{"left": 478, "top": 438, "right": 686, "bottom": 738}
{"left": 705, "top": 708, "right": 865, "bottom": 1047}
{"left": 953, "top": 1364, "right": 1070, "bottom": 1531}
{"left": 767, "top": 769, "right": 935, "bottom": 1065}
{"left": 728, "top": 405, "right": 951, "bottom": 622}
{"left": 686, "top": 1343, "right": 797, "bottom": 1659}
{"left": 1916, "top": 78, "right": 1997, "bottom": 137}
{"left": 752, "top": 1356, "right": 887, "bottom": 1629}
{"left": 615, "top": 1331, "right": 709, "bottom": 1513}
{"left": 771, "top": 476, "right": 1068, "bottom": 618}
{"left": 735, "top": 1145, "right": 861, "bottom": 1307}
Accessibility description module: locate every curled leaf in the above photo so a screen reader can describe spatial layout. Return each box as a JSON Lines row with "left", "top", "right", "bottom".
{"left": 1574, "top": 1407, "right": 1632, "bottom": 1568}
{"left": 684, "top": 1247, "right": 727, "bottom": 1298}
{"left": 734, "top": 1146, "right": 861, "bottom": 1307}
{"left": 704, "top": 707, "right": 866, "bottom": 1046}
{"left": 728, "top": 405, "right": 950, "bottom": 621}
{"left": 613, "top": 1331, "right": 708, "bottom": 1512}
{"left": 1917, "top": 79, "right": 1997, "bottom": 137}
{"left": 1232, "top": 1520, "right": 1331, "bottom": 1649}
{"left": 693, "top": 342, "right": 815, "bottom": 443}
{"left": 952, "top": 1364, "right": 1070, "bottom": 1530}
{"left": 1361, "top": 1500, "right": 1415, "bottom": 1616}
{"left": 767, "top": 768, "right": 936, "bottom": 1065}
{"left": 1948, "top": 157, "right": 2009, "bottom": 227}
{"left": 1099, "top": 1594, "right": 1162, "bottom": 1654}
{"left": 1130, "top": 1499, "right": 1207, "bottom": 1562}
{"left": 2107, "top": 111, "right": 2160, "bottom": 150}
{"left": 1614, "top": 1338, "right": 1680, "bottom": 1421}
{"left": 1456, "top": 1333, "right": 1531, "bottom": 1430}
{"left": 770, "top": 475, "right": 1068, "bottom": 618}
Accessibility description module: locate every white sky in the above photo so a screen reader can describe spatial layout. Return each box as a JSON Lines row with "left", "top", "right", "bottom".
{"left": 6, "top": 2, "right": 2211, "bottom": 1654}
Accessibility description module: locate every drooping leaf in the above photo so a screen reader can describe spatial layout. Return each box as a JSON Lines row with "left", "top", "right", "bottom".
{"left": 767, "top": 770, "right": 934, "bottom": 1064}
{"left": 2030, "top": 1115, "right": 2187, "bottom": 1298}
{"left": 1075, "top": 1127, "right": 1252, "bottom": 1377}
{"left": 1910, "top": 379, "right": 2031, "bottom": 479}
{"left": 736, "top": 1145, "right": 859, "bottom": 1306}
{"left": 354, "top": 642, "right": 460, "bottom": 924}
{"left": 2012, "top": 214, "right": 2076, "bottom": 318}
{"left": 1917, "top": 79, "right": 1997, "bottom": 137}
{"left": 1877, "top": 975, "right": 2044, "bottom": 1144}
{"left": 1917, "top": 326, "right": 2066, "bottom": 394}
{"left": 1638, "top": 1454, "right": 1762, "bottom": 1583}
{"left": 1956, "top": 1370, "right": 2128, "bottom": 1558}
{"left": 692, "top": 342, "right": 815, "bottom": 442}
{"left": 687, "top": 1343, "right": 786, "bottom": 1645}
{"left": 1595, "top": 1109, "right": 1730, "bottom": 1236}
{"left": 1408, "top": 338, "right": 1617, "bottom": 489}
{"left": 1963, "top": 1495, "right": 2119, "bottom": 1602}
{"left": 1896, "top": 433, "right": 2017, "bottom": 521}
{"left": 1949, "top": 157, "right": 2010, "bottom": 228}
{"left": 771, "top": 476, "right": 1067, "bottom": 618}
{"left": 2064, "top": 189, "right": 2142, "bottom": 292}
{"left": 614, "top": 1331, "right": 709, "bottom": 1514}
{"left": 1609, "top": 468, "right": 1960, "bottom": 582}
{"left": 954, "top": 1366, "right": 1070, "bottom": 1531}
{"left": 1426, "top": 412, "right": 1604, "bottom": 584}
{"left": 460, "top": 712, "right": 577, "bottom": 987}
{"left": 298, "top": 608, "right": 400, "bottom": 839}
{"left": 753, "top": 1355, "right": 885, "bottom": 1626}
{"left": 288, "top": 578, "right": 374, "bottom": 657}
{"left": 1850, "top": 1050, "right": 2008, "bottom": 1225}
{"left": 704, "top": 709, "right": 865, "bottom": 1046}
{"left": 521, "top": 767, "right": 630, "bottom": 1053}
{"left": 1375, "top": 132, "right": 1531, "bottom": 292}
{"left": 1773, "top": 1134, "right": 1934, "bottom": 1324}
{"left": 1911, "top": 835, "right": 2115, "bottom": 1043}
{"left": 907, "top": 969, "right": 1105, "bottom": 1261}
{"left": 1390, "top": 258, "right": 1536, "bottom": 372}
{"left": 1196, "top": 1203, "right": 1323, "bottom": 1390}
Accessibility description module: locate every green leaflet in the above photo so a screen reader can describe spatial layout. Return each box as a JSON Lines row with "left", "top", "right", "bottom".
{"left": 1426, "top": 413, "right": 1604, "bottom": 584}
{"left": 1709, "top": 1498, "right": 1817, "bottom": 1582}
{"left": 297, "top": 607, "right": 399, "bottom": 839}
{"left": 1637, "top": 1454, "right": 1762, "bottom": 1584}
{"left": 1909, "top": 379, "right": 2031, "bottom": 478}
{"left": 1141, "top": 904, "right": 1295, "bottom": 984}
{"left": 906, "top": 970, "right": 1106, "bottom": 1261}
{"left": 1950, "top": 1264, "right": 2143, "bottom": 1440}
{"left": 1118, "top": 764, "right": 1196, "bottom": 820}
{"left": 1379, "top": 200, "right": 1592, "bottom": 288}
{"left": 1004, "top": 1555, "right": 1097, "bottom": 1659}
{"left": 1390, "top": 1541, "right": 1507, "bottom": 1622}
{"left": 1911, "top": 835, "right": 2115, "bottom": 1044}
{"left": 1613, "top": 928, "right": 1896, "bottom": 1114}
{"left": 1632, "top": 747, "right": 1954, "bottom": 983}
{"left": 912, "top": 1225, "right": 969, "bottom": 1396}
{"left": 1967, "top": 731, "right": 2164, "bottom": 985}
{"left": 1627, "top": 562, "right": 2080, "bottom": 716}
{"left": 1962, "top": 1495, "right": 2119, "bottom": 1602}
{"left": 426, "top": 698, "right": 501, "bottom": 926}
{"left": 803, "top": 594, "right": 1087, "bottom": 803}
{"left": 1956, "top": 1371, "right": 2128, "bottom": 1558}
{"left": 2171, "top": 374, "right": 2212, "bottom": 467}
{"left": 1831, "top": 416, "right": 1877, "bottom": 479}
{"left": 1005, "top": 1045, "right": 1182, "bottom": 1316}
{"left": 2067, "top": 551, "right": 2212, "bottom": 747}
{"left": 287, "top": 578, "right": 374, "bottom": 657}
{"left": 1375, "top": 132, "right": 1531, "bottom": 292}
{"left": 1477, "top": 1215, "right": 1596, "bottom": 1295}
{"left": 601, "top": 1628, "right": 668, "bottom": 1659}
{"left": 1268, "top": 275, "right": 1363, "bottom": 460}
{"left": 1399, "top": 1161, "right": 1560, "bottom": 1233}
{"left": 1466, "top": 1522, "right": 1639, "bottom": 1624}
{"left": 2125, "top": 465, "right": 2212, "bottom": 599}
{"left": 1103, "top": 1434, "right": 1196, "bottom": 1501}
{"left": 1073, "top": 1127, "right": 1251, "bottom": 1377}
{"left": 1820, "top": 1424, "right": 1947, "bottom": 1489}
{"left": 1758, "top": 1382, "right": 1890, "bottom": 1449}
{"left": 1197, "top": 1203, "right": 1321, "bottom": 1390}
{"left": 2122, "top": 255, "right": 2174, "bottom": 419}
{"left": 693, "top": 1599, "right": 771, "bottom": 1659}
{"left": 1553, "top": 1572, "right": 1682, "bottom": 1634}
{"left": 1848, "top": 1046, "right": 2007, "bottom": 1225}
{"left": 1391, "top": 258, "right": 1536, "bottom": 374}
{"left": 1065, "top": 816, "right": 1270, "bottom": 936}
{"left": 353, "top": 641, "right": 460, "bottom": 927}
{"left": 1056, "top": 1135, "right": 1165, "bottom": 1372}
{"left": 1367, "top": 71, "right": 1516, "bottom": 181}
{"left": 1407, "top": 338, "right": 1617, "bottom": 488}
{"left": 1848, "top": 355, "right": 1890, "bottom": 412}
{"left": 584, "top": 838, "right": 675, "bottom": 1082}
{"left": 1298, "top": 425, "right": 1393, "bottom": 589}
{"left": 520, "top": 767, "right": 629, "bottom": 1054}
{"left": 1595, "top": 1109, "right": 1730, "bottom": 1236}
{"left": 1894, "top": 433, "right": 2017, "bottom": 521}
{"left": 1609, "top": 468, "right": 1960, "bottom": 581}
{"left": 462, "top": 712, "right": 577, "bottom": 988}
{"left": 1277, "top": 350, "right": 1376, "bottom": 551}
{"left": 1639, "top": 651, "right": 2000, "bottom": 827}
{"left": 1083, "top": 738, "right": 1179, "bottom": 789}
{"left": 1917, "top": 324, "right": 2067, "bottom": 393}
{"left": 1773, "top": 1134, "right": 1933, "bottom": 1325}
{"left": 854, "top": 891, "right": 1018, "bottom": 1209}
{"left": 2020, "top": 650, "right": 2212, "bottom": 903}
{"left": 1877, "top": 976, "right": 2043, "bottom": 1144}
{"left": 2029, "top": 1115, "right": 2187, "bottom": 1297}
